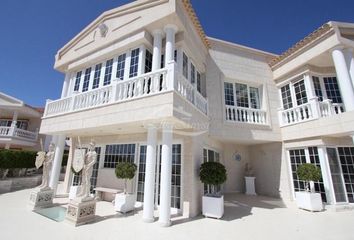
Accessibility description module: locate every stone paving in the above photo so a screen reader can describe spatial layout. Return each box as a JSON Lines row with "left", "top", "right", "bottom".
{"left": 0, "top": 188, "right": 353, "bottom": 240}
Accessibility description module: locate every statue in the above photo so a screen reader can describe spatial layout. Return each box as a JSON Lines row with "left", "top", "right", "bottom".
{"left": 37, "top": 143, "right": 55, "bottom": 190}
{"left": 244, "top": 163, "right": 254, "bottom": 177}
{"left": 77, "top": 141, "right": 97, "bottom": 201}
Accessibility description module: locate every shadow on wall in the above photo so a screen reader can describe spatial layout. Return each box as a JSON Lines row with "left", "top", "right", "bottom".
{"left": 249, "top": 143, "right": 284, "bottom": 199}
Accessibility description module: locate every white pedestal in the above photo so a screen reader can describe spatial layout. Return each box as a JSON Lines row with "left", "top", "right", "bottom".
{"left": 295, "top": 191, "right": 323, "bottom": 212}
{"left": 114, "top": 193, "right": 135, "bottom": 213}
{"left": 245, "top": 176, "right": 256, "bottom": 195}
{"left": 202, "top": 195, "right": 224, "bottom": 219}
{"left": 69, "top": 186, "right": 81, "bottom": 200}
{"left": 28, "top": 188, "right": 54, "bottom": 210}
{"left": 65, "top": 198, "right": 96, "bottom": 226}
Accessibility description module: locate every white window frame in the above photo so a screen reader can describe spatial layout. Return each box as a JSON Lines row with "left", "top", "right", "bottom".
{"left": 223, "top": 81, "right": 262, "bottom": 110}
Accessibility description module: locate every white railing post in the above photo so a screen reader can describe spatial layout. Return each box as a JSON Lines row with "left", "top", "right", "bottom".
{"left": 8, "top": 126, "right": 15, "bottom": 137}
{"left": 69, "top": 93, "right": 77, "bottom": 111}
{"left": 111, "top": 79, "right": 118, "bottom": 102}
{"left": 309, "top": 97, "right": 320, "bottom": 119}
{"left": 43, "top": 99, "right": 52, "bottom": 117}
{"left": 278, "top": 107, "right": 285, "bottom": 126}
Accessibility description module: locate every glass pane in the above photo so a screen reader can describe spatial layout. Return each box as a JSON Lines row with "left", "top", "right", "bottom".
{"left": 224, "top": 82, "right": 234, "bottom": 106}
{"left": 281, "top": 84, "right": 293, "bottom": 109}
{"left": 235, "top": 83, "right": 249, "bottom": 108}
{"left": 338, "top": 147, "right": 354, "bottom": 203}
{"left": 324, "top": 77, "right": 343, "bottom": 104}
{"left": 103, "top": 59, "right": 113, "bottom": 85}
{"left": 293, "top": 80, "right": 308, "bottom": 106}
{"left": 116, "top": 54, "right": 126, "bottom": 80}
{"left": 92, "top": 63, "right": 102, "bottom": 89}
{"left": 249, "top": 87, "right": 260, "bottom": 109}
{"left": 312, "top": 76, "right": 323, "bottom": 101}
{"left": 129, "top": 48, "right": 140, "bottom": 78}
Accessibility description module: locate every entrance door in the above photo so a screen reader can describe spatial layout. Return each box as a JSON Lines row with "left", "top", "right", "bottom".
{"left": 136, "top": 144, "right": 182, "bottom": 210}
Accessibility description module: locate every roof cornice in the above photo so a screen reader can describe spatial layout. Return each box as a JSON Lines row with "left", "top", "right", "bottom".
{"left": 269, "top": 23, "right": 335, "bottom": 69}
{"left": 181, "top": 0, "right": 210, "bottom": 49}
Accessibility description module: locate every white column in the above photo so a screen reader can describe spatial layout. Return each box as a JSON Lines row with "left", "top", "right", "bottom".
{"left": 158, "top": 124, "right": 173, "bottom": 227}
{"left": 152, "top": 30, "right": 163, "bottom": 71}
{"left": 344, "top": 48, "right": 354, "bottom": 88}
{"left": 124, "top": 50, "right": 132, "bottom": 81}
{"left": 137, "top": 45, "right": 146, "bottom": 76}
{"left": 49, "top": 134, "right": 66, "bottom": 193}
{"left": 317, "top": 146, "right": 335, "bottom": 204}
{"left": 61, "top": 73, "right": 71, "bottom": 98}
{"left": 164, "top": 24, "right": 178, "bottom": 65}
{"left": 142, "top": 125, "right": 157, "bottom": 222}
{"left": 11, "top": 111, "right": 18, "bottom": 127}
{"left": 331, "top": 47, "right": 354, "bottom": 111}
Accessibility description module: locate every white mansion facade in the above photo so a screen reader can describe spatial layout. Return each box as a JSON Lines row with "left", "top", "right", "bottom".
{"left": 40, "top": 0, "right": 354, "bottom": 224}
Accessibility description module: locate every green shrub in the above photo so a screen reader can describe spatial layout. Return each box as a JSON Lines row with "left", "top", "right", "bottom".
{"left": 199, "top": 161, "right": 227, "bottom": 196}
{"left": 0, "top": 150, "right": 36, "bottom": 169}
{"left": 297, "top": 163, "right": 322, "bottom": 192}
{"left": 115, "top": 162, "right": 137, "bottom": 194}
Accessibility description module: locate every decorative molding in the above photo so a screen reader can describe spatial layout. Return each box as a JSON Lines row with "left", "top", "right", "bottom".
{"left": 112, "top": 16, "right": 141, "bottom": 32}
{"left": 269, "top": 23, "right": 334, "bottom": 69}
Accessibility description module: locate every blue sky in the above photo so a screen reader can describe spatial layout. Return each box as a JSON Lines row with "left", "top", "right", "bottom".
{"left": 1, "top": 0, "right": 354, "bottom": 107}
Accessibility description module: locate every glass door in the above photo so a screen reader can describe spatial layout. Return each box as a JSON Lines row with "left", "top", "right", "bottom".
{"left": 337, "top": 147, "right": 354, "bottom": 203}
{"left": 327, "top": 148, "right": 347, "bottom": 203}
{"left": 136, "top": 144, "right": 182, "bottom": 210}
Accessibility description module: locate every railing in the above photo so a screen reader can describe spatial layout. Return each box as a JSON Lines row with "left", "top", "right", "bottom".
{"left": 279, "top": 98, "right": 345, "bottom": 126}
{"left": 225, "top": 106, "right": 267, "bottom": 124}
{"left": 0, "top": 126, "right": 38, "bottom": 141}
{"left": 44, "top": 66, "right": 208, "bottom": 117}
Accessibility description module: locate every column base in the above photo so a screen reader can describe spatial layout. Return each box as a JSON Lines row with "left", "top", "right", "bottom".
{"left": 65, "top": 198, "right": 96, "bottom": 226}
{"left": 143, "top": 217, "right": 155, "bottom": 223}
{"left": 159, "top": 220, "right": 171, "bottom": 227}
{"left": 28, "top": 188, "right": 54, "bottom": 210}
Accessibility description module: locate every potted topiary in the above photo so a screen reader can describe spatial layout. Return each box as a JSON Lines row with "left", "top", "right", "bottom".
{"left": 114, "top": 162, "right": 137, "bottom": 213}
{"left": 199, "top": 161, "right": 227, "bottom": 219}
{"left": 295, "top": 163, "right": 323, "bottom": 212}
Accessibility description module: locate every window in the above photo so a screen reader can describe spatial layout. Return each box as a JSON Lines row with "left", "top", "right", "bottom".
{"left": 145, "top": 50, "right": 153, "bottom": 73}
{"left": 90, "top": 147, "right": 101, "bottom": 194}
{"left": 324, "top": 77, "right": 342, "bottom": 103}
{"left": 293, "top": 80, "right": 308, "bottom": 105}
{"left": 74, "top": 71, "right": 82, "bottom": 91}
{"left": 0, "top": 119, "right": 28, "bottom": 130}
{"left": 136, "top": 145, "right": 147, "bottom": 202}
{"left": 103, "top": 59, "right": 113, "bottom": 86}
{"left": 103, "top": 144, "right": 136, "bottom": 168}
{"left": 129, "top": 48, "right": 140, "bottom": 78}
{"left": 224, "top": 82, "right": 234, "bottom": 106}
{"left": 197, "top": 72, "right": 201, "bottom": 93}
{"left": 116, "top": 54, "right": 126, "bottom": 80}
{"left": 190, "top": 63, "right": 195, "bottom": 84}
{"left": 82, "top": 67, "right": 91, "bottom": 92}
{"left": 235, "top": 83, "right": 249, "bottom": 108}
{"left": 281, "top": 84, "right": 293, "bottom": 110}
{"left": 312, "top": 76, "right": 323, "bottom": 101}
{"left": 92, "top": 64, "right": 102, "bottom": 89}
{"left": 161, "top": 54, "right": 165, "bottom": 69}
{"left": 183, "top": 52, "right": 188, "bottom": 79}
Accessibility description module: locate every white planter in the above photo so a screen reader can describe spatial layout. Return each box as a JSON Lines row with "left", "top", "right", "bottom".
{"left": 114, "top": 193, "right": 135, "bottom": 213}
{"left": 245, "top": 176, "right": 256, "bottom": 195}
{"left": 295, "top": 191, "right": 323, "bottom": 212}
{"left": 69, "top": 186, "right": 81, "bottom": 200}
{"left": 202, "top": 195, "right": 224, "bottom": 219}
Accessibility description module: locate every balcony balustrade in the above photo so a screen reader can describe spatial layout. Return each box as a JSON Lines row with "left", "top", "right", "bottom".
{"left": 43, "top": 64, "right": 208, "bottom": 118}
{"left": 225, "top": 106, "right": 267, "bottom": 125}
{"left": 0, "top": 126, "right": 38, "bottom": 141}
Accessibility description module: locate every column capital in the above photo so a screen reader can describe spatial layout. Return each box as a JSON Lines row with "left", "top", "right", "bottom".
{"left": 152, "top": 29, "right": 164, "bottom": 37}
{"left": 331, "top": 45, "right": 345, "bottom": 53}
{"left": 164, "top": 24, "right": 178, "bottom": 34}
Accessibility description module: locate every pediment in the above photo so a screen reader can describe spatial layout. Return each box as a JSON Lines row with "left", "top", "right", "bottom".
{"left": 55, "top": 0, "right": 172, "bottom": 71}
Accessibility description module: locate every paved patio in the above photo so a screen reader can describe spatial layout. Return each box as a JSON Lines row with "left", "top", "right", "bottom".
{"left": 0, "top": 188, "right": 353, "bottom": 240}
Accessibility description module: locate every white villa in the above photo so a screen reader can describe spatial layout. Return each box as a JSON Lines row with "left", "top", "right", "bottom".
{"left": 39, "top": 0, "right": 354, "bottom": 226}
{"left": 0, "top": 92, "right": 45, "bottom": 151}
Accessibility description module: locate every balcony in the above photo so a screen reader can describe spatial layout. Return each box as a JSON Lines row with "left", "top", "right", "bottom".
{"left": 43, "top": 64, "right": 208, "bottom": 119}
{"left": 278, "top": 97, "right": 345, "bottom": 127}
{"left": 225, "top": 106, "right": 267, "bottom": 125}
{"left": 0, "top": 126, "right": 38, "bottom": 141}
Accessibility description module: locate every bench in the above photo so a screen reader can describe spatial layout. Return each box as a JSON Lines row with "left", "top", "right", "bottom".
{"left": 94, "top": 187, "right": 123, "bottom": 202}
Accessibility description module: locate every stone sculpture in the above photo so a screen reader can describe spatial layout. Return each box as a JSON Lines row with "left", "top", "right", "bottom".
{"left": 38, "top": 142, "right": 55, "bottom": 190}
{"left": 77, "top": 141, "right": 97, "bottom": 201}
